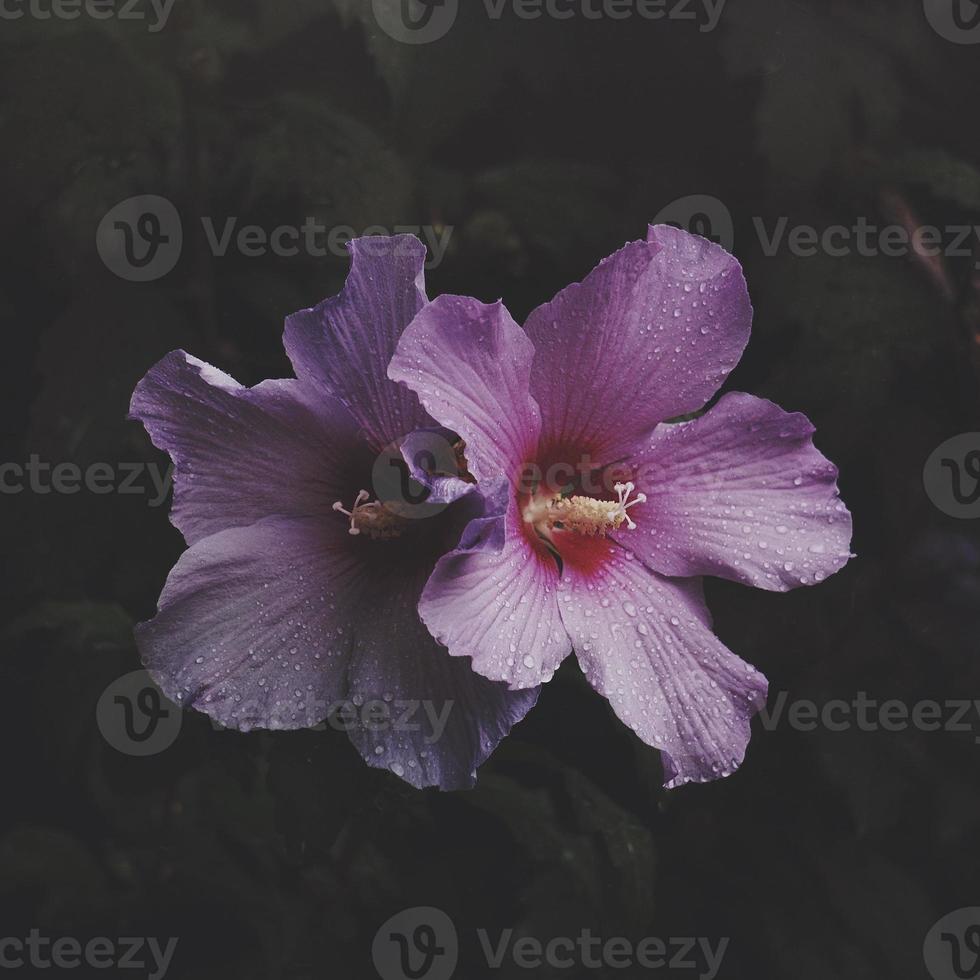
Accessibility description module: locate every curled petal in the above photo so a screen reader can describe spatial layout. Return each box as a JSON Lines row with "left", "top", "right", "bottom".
{"left": 390, "top": 294, "right": 541, "bottom": 486}
{"left": 285, "top": 235, "right": 431, "bottom": 451}
{"left": 398, "top": 426, "right": 478, "bottom": 506}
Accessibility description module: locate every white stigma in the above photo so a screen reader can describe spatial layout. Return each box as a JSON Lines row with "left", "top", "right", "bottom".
{"left": 333, "top": 490, "right": 410, "bottom": 539}
{"left": 333, "top": 489, "right": 371, "bottom": 535}
{"left": 612, "top": 481, "right": 647, "bottom": 530}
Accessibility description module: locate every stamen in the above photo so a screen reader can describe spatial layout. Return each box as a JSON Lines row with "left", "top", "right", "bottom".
{"left": 332, "top": 489, "right": 370, "bottom": 535}
{"left": 332, "top": 490, "right": 408, "bottom": 539}
{"left": 522, "top": 481, "right": 646, "bottom": 541}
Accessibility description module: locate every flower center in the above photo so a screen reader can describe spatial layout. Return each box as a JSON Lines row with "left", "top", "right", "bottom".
{"left": 522, "top": 481, "right": 646, "bottom": 544}
{"left": 333, "top": 490, "right": 410, "bottom": 539}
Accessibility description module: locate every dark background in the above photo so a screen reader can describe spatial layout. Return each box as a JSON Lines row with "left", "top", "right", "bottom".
{"left": 2, "top": 0, "right": 980, "bottom": 977}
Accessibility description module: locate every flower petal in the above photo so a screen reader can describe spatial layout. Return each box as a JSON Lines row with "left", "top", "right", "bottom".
{"left": 389, "top": 294, "right": 541, "bottom": 486}
{"left": 417, "top": 503, "right": 571, "bottom": 690}
{"left": 284, "top": 235, "right": 431, "bottom": 451}
{"left": 557, "top": 549, "right": 768, "bottom": 787}
{"left": 135, "top": 516, "right": 361, "bottom": 731}
{"left": 129, "top": 350, "right": 367, "bottom": 546}
{"left": 137, "top": 510, "right": 534, "bottom": 789}
{"left": 523, "top": 226, "right": 751, "bottom": 465}
{"left": 618, "top": 391, "right": 853, "bottom": 591}
{"left": 344, "top": 561, "right": 539, "bottom": 790}
{"left": 398, "top": 426, "right": 477, "bottom": 506}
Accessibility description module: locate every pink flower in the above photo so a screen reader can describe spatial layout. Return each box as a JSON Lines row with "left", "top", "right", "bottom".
{"left": 390, "top": 225, "right": 853, "bottom": 787}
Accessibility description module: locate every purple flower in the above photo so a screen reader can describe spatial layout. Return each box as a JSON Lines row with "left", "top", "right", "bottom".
{"left": 129, "top": 235, "right": 538, "bottom": 790}
{"left": 389, "top": 225, "right": 854, "bottom": 787}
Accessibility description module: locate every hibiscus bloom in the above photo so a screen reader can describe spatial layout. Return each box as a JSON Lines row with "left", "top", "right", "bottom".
{"left": 129, "top": 235, "right": 537, "bottom": 790}
{"left": 389, "top": 225, "right": 853, "bottom": 787}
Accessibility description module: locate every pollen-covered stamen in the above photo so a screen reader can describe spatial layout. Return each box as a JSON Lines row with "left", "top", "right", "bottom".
{"left": 522, "top": 480, "right": 647, "bottom": 541}
{"left": 332, "top": 490, "right": 409, "bottom": 539}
